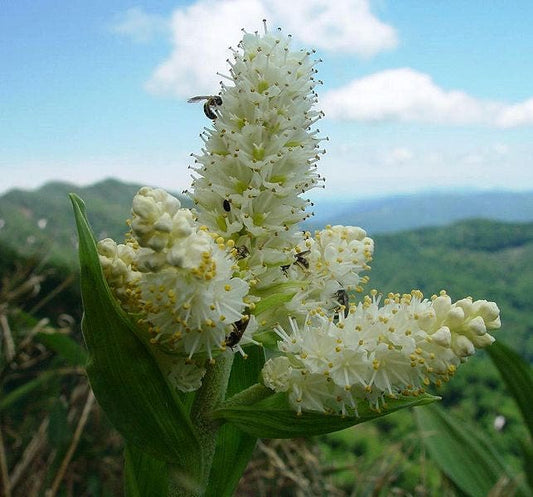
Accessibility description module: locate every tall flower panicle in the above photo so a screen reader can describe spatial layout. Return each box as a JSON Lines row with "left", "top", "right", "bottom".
{"left": 189, "top": 24, "right": 325, "bottom": 284}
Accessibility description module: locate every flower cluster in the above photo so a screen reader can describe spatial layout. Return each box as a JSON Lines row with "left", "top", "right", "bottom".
{"left": 189, "top": 26, "right": 325, "bottom": 288}
{"left": 98, "top": 187, "right": 249, "bottom": 365}
{"left": 283, "top": 225, "right": 374, "bottom": 317}
{"left": 263, "top": 291, "right": 500, "bottom": 415}
{"left": 96, "top": 25, "right": 501, "bottom": 407}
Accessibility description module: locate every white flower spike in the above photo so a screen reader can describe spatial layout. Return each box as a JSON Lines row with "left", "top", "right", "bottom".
{"left": 189, "top": 23, "right": 325, "bottom": 287}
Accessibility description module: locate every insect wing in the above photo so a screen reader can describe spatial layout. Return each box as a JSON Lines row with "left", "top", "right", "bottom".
{"left": 187, "top": 95, "right": 211, "bottom": 103}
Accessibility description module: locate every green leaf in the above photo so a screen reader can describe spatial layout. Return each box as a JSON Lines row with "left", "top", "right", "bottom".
{"left": 487, "top": 341, "right": 533, "bottom": 440}
{"left": 48, "top": 398, "right": 71, "bottom": 448}
{"left": 124, "top": 444, "right": 168, "bottom": 497}
{"left": 214, "top": 388, "right": 438, "bottom": 438}
{"left": 415, "top": 403, "right": 526, "bottom": 497}
{"left": 253, "top": 286, "right": 295, "bottom": 315}
{"left": 37, "top": 331, "right": 88, "bottom": 366}
{"left": 70, "top": 194, "right": 202, "bottom": 475}
{"left": 205, "top": 346, "right": 264, "bottom": 497}
{"left": 1, "top": 370, "right": 59, "bottom": 410}
{"left": 520, "top": 440, "right": 533, "bottom": 492}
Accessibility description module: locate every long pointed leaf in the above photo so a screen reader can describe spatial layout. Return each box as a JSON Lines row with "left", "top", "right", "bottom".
{"left": 37, "top": 331, "right": 88, "bottom": 366}
{"left": 215, "top": 389, "right": 438, "bottom": 438}
{"left": 487, "top": 341, "right": 533, "bottom": 439}
{"left": 415, "top": 403, "right": 526, "bottom": 497}
{"left": 124, "top": 444, "right": 168, "bottom": 497}
{"left": 70, "top": 194, "right": 202, "bottom": 475}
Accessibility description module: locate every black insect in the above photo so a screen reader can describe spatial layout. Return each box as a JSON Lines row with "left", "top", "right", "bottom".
{"left": 294, "top": 250, "right": 310, "bottom": 271}
{"left": 281, "top": 249, "right": 311, "bottom": 274}
{"left": 187, "top": 95, "right": 223, "bottom": 120}
{"left": 223, "top": 198, "right": 231, "bottom": 212}
{"left": 234, "top": 245, "right": 249, "bottom": 259}
{"left": 225, "top": 317, "right": 249, "bottom": 348}
{"left": 334, "top": 289, "right": 350, "bottom": 318}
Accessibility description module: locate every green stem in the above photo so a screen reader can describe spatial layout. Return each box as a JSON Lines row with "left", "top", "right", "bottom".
{"left": 220, "top": 383, "right": 273, "bottom": 409}
{"left": 168, "top": 354, "right": 235, "bottom": 497}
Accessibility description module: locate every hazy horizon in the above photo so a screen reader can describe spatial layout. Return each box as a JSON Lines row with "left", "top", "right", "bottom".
{"left": 2, "top": 1, "right": 532, "bottom": 199}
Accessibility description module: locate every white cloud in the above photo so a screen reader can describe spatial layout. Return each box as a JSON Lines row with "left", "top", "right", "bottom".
{"left": 267, "top": 0, "right": 397, "bottom": 56}
{"left": 142, "top": 0, "right": 397, "bottom": 97}
{"left": 110, "top": 7, "right": 168, "bottom": 43}
{"left": 145, "top": 0, "right": 268, "bottom": 97}
{"left": 496, "top": 98, "right": 533, "bottom": 127}
{"left": 321, "top": 68, "right": 533, "bottom": 128}
{"left": 383, "top": 146, "right": 413, "bottom": 165}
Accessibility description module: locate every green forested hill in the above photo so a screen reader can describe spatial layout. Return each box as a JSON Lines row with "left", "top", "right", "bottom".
{"left": 2, "top": 180, "right": 531, "bottom": 358}
{"left": 307, "top": 190, "right": 533, "bottom": 234}
{"left": 369, "top": 219, "right": 533, "bottom": 359}
{"left": 0, "top": 178, "right": 191, "bottom": 267}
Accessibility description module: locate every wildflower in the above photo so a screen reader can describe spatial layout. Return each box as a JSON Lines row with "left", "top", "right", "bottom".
{"left": 95, "top": 25, "right": 501, "bottom": 410}
{"left": 262, "top": 290, "right": 500, "bottom": 415}
{"left": 283, "top": 225, "right": 374, "bottom": 316}
{"left": 98, "top": 187, "right": 249, "bottom": 362}
{"left": 189, "top": 26, "right": 325, "bottom": 289}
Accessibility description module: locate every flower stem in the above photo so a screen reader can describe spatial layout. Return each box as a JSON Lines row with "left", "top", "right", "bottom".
{"left": 168, "top": 354, "right": 235, "bottom": 497}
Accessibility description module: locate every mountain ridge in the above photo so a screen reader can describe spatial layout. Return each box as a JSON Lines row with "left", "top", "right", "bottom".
{"left": 2, "top": 178, "right": 533, "bottom": 266}
{"left": 306, "top": 190, "right": 533, "bottom": 235}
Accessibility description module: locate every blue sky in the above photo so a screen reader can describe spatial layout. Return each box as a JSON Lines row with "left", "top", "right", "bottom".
{"left": 1, "top": 0, "right": 532, "bottom": 200}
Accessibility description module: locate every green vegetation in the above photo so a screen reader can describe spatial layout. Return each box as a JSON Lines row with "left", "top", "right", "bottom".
{"left": 0, "top": 179, "right": 192, "bottom": 267}
{"left": 1, "top": 185, "right": 532, "bottom": 495}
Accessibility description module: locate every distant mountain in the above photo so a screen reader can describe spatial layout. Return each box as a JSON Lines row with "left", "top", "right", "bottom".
{"left": 368, "top": 218, "right": 533, "bottom": 358}
{"left": 0, "top": 178, "right": 191, "bottom": 267}
{"left": 306, "top": 190, "right": 533, "bottom": 235}
{"left": 2, "top": 179, "right": 532, "bottom": 267}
